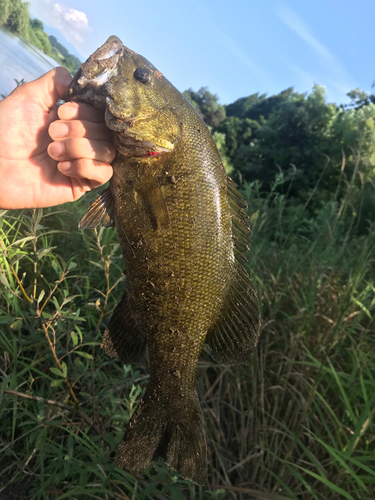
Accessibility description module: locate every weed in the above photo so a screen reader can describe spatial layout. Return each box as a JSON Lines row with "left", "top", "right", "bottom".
{"left": 0, "top": 174, "right": 374, "bottom": 499}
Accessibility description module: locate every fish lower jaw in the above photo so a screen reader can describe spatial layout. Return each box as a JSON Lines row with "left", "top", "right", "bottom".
{"left": 130, "top": 137, "right": 173, "bottom": 154}
{"left": 134, "top": 143, "right": 173, "bottom": 158}
{"left": 113, "top": 133, "right": 173, "bottom": 157}
{"left": 134, "top": 151, "right": 163, "bottom": 158}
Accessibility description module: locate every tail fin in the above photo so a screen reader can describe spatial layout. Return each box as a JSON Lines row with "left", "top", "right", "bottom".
{"left": 117, "top": 389, "right": 207, "bottom": 485}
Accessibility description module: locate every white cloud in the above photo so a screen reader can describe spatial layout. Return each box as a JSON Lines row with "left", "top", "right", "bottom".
{"left": 191, "top": 0, "right": 269, "bottom": 84}
{"left": 211, "top": 24, "right": 268, "bottom": 81}
{"left": 50, "top": 3, "right": 91, "bottom": 44}
{"left": 29, "top": 0, "right": 91, "bottom": 46}
{"left": 287, "top": 62, "right": 353, "bottom": 104}
{"left": 278, "top": 7, "right": 355, "bottom": 103}
{"left": 278, "top": 8, "right": 334, "bottom": 62}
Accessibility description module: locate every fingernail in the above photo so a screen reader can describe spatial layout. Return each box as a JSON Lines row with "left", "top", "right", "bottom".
{"left": 50, "top": 122, "right": 69, "bottom": 138}
{"left": 48, "top": 141, "right": 64, "bottom": 158}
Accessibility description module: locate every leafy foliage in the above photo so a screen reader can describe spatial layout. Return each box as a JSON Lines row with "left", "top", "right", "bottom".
{"left": 183, "top": 87, "right": 226, "bottom": 128}
{"left": 4, "top": 0, "right": 29, "bottom": 36}
{"left": 197, "top": 84, "right": 375, "bottom": 230}
{"left": 1, "top": 162, "right": 375, "bottom": 498}
{"left": 29, "top": 18, "right": 43, "bottom": 31}
{"left": 346, "top": 88, "right": 375, "bottom": 109}
{"left": 1, "top": 57, "right": 375, "bottom": 500}
{"left": 49, "top": 35, "right": 81, "bottom": 73}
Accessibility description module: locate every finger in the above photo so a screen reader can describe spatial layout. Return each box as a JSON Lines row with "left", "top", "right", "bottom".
{"left": 23, "top": 67, "right": 73, "bottom": 110}
{"left": 49, "top": 119, "right": 112, "bottom": 141}
{"left": 70, "top": 177, "right": 108, "bottom": 201}
{"left": 48, "top": 137, "right": 116, "bottom": 163}
{"left": 58, "top": 159, "right": 113, "bottom": 187}
{"left": 58, "top": 102, "right": 105, "bottom": 123}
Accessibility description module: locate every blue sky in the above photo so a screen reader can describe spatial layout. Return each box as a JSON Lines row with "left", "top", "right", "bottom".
{"left": 29, "top": 0, "right": 374, "bottom": 105}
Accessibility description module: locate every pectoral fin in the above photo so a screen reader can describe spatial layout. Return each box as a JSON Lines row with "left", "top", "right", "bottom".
{"left": 134, "top": 166, "right": 171, "bottom": 231}
{"left": 78, "top": 187, "right": 115, "bottom": 229}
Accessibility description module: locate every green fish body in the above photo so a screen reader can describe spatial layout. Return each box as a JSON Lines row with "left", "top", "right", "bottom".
{"left": 65, "top": 36, "right": 260, "bottom": 485}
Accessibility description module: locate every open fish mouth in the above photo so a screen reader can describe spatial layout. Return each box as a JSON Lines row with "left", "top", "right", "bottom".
{"left": 79, "top": 43, "right": 123, "bottom": 87}
{"left": 77, "top": 65, "right": 117, "bottom": 88}
{"left": 63, "top": 36, "right": 124, "bottom": 103}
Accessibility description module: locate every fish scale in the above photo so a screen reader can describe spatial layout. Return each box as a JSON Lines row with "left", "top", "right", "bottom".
{"left": 65, "top": 35, "right": 260, "bottom": 485}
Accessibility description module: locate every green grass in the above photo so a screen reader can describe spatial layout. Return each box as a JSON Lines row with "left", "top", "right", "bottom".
{"left": 0, "top": 177, "right": 374, "bottom": 499}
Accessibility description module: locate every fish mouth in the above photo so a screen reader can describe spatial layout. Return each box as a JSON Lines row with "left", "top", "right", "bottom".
{"left": 79, "top": 43, "right": 123, "bottom": 87}
{"left": 63, "top": 36, "right": 124, "bottom": 103}
{"left": 64, "top": 36, "right": 175, "bottom": 156}
{"left": 113, "top": 131, "right": 173, "bottom": 158}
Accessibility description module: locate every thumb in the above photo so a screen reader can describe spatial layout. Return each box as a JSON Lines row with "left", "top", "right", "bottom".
{"left": 26, "top": 67, "right": 73, "bottom": 110}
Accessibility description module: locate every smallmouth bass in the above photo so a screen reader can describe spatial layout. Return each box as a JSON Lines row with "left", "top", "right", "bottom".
{"left": 65, "top": 36, "right": 260, "bottom": 485}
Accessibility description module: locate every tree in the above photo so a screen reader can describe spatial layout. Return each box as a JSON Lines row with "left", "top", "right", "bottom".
{"left": 225, "top": 88, "right": 295, "bottom": 121}
{"left": 29, "top": 17, "right": 43, "bottom": 30}
{"left": 213, "top": 85, "right": 345, "bottom": 202}
{"left": 212, "top": 131, "right": 233, "bottom": 175}
{"left": 215, "top": 116, "right": 260, "bottom": 158}
{"left": 31, "top": 28, "right": 52, "bottom": 56}
{"left": 49, "top": 35, "right": 69, "bottom": 58}
{"left": 0, "top": 0, "right": 12, "bottom": 23}
{"left": 225, "top": 92, "right": 266, "bottom": 119}
{"left": 68, "top": 54, "right": 82, "bottom": 73}
{"left": 213, "top": 83, "right": 375, "bottom": 215}
{"left": 183, "top": 87, "right": 226, "bottom": 128}
{"left": 5, "top": 0, "right": 30, "bottom": 38}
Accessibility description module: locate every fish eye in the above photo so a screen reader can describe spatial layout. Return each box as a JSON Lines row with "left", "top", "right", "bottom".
{"left": 134, "top": 67, "right": 151, "bottom": 84}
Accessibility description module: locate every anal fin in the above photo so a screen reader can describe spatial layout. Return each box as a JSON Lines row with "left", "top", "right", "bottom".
{"left": 102, "top": 291, "right": 147, "bottom": 363}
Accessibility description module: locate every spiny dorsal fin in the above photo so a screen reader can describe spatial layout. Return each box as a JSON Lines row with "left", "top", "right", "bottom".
{"left": 79, "top": 187, "right": 115, "bottom": 229}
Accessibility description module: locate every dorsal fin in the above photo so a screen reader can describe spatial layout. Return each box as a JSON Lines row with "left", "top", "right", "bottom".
{"left": 79, "top": 187, "right": 115, "bottom": 229}
{"left": 227, "top": 176, "right": 251, "bottom": 261}
{"left": 205, "top": 177, "right": 260, "bottom": 363}
{"left": 205, "top": 261, "right": 260, "bottom": 363}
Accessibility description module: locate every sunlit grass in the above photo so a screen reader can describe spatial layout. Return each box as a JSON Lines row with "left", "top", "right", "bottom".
{"left": 0, "top": 175, "right": 374, "bottom": 499}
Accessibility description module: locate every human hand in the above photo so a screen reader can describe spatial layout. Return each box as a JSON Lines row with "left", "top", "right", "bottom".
{"left": 0, "top": 67, "right": 115, "bottom": 209}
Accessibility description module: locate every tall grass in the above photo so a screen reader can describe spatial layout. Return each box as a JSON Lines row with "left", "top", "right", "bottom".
{"left": 0, "top": 170, "right": 374, "bottom": 499}
{"left": 199, "top": 176, "right": 375, "bottom": 499}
